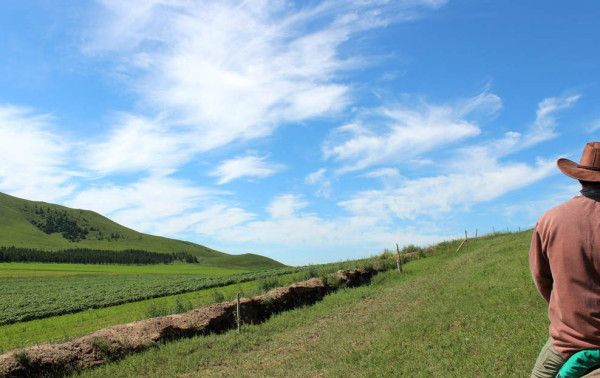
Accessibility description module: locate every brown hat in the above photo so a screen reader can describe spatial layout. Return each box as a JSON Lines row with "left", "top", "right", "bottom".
{"left": 558, "top": 142, "right": 600, "bottom": 182}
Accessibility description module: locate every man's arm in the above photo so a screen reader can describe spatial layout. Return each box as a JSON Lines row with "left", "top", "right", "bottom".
{"left": 529, "top": 223, "right": 553, "bottom": 302}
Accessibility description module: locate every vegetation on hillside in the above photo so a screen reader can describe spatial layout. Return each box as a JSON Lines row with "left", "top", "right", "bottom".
{"left": 0, "top": 246, "right": 198, "bottom": 264}
{"left": 0, "top": 191, "right": 285, "bottom": 269}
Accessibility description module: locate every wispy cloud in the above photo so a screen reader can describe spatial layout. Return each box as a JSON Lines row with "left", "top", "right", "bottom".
{"left": 340, "top": 159, "right": 556, "bottom": 220}
{"left": 210, "top": 155, "right": 283, "bottom": 185}
{"left": 85, "top": 114, "right": 194, "bottom": 175}
{"left": 68, "top": 176, "right": 217, "bottom": 233}
{"left": 524, "top": 94, "right": 581, "bottom": 147}
{"left": 0, "top": 105, "right": 76, "bottom": 202}
{"left": 305, "top": 168, "right": 332, "bottom": 198}
{"left": 323, "top": 92, "right": 501, "bottom": 172}
{"left": 80, "top": 0, "right": 447, "bottom": 175}
{"left": 267, "top": 194, "right": 308, "bottom": 219}
{"left": 363, "top": 168, "right": 401, "bottom": 178}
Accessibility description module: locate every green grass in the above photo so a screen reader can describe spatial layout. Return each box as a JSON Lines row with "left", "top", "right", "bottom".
{"left": 0, "top": 191, "right": 284, "bottom": 269}
{"left": 79, "top": 231, "right": 549, "bottom": 377}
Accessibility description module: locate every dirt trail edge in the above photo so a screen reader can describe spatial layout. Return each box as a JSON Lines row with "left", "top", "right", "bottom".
{"left": 0, "top": 266, "right": 388, "bottom": 377}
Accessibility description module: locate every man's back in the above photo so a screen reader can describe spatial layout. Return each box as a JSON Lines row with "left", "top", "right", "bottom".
{"left": 531, "top": 195, "right": 600, "bottom": 358}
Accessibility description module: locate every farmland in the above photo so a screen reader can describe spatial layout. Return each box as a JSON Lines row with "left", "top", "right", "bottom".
{"left": 0, "top": 262, "right": 298, "bottom": 325}
{"left": 0, "top": 255, "right": 397, "bottom": 354}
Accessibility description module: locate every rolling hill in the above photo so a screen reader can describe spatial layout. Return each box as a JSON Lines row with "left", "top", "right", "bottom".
{"left": 0, "top": 192, "right": 284, "bottom": 269}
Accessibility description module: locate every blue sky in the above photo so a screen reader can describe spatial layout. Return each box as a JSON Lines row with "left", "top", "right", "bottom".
{"left": 0, "top": 1, "right": 598, "bottom": 265}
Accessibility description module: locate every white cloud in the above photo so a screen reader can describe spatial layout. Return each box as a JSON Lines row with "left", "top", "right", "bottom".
{"left": 210, "top": 155, "right": 283, "bottom": 185}
{"left": 68, "top": 176, "right": 216, "bottom": 233}
{"left": 305, "top": 168, "right": 332, "bottom": 197}
{"left": 586, "top": 118, "right": 600, "bottom": 133}
{"left": 0, "top": 105, "right": 75, "bottom": 202}
{"left": 524, "top": 94, "right": 581, "bottom": 147}
{"left": 267, "top": 194, "right": 307, "bottom": 219}
{"left": 363, "top": 168, "right": 400, "bottom": 178}
{"left": 188, "top": 193, "right": 448, "bottom": 263}
{"left": 85, "top": 114, "right": 194, "bottom": 175}
{"left": 340, "top": 159, "right": 556, "bottom": 220}
{"left": 449, "top": 94, "right": 582, "bottom": 173}
{"left": 81, "top": 0, "right": 446, "bottom": 174}
{"left": 323, "top": 92, "right": 501, "bottom": 172}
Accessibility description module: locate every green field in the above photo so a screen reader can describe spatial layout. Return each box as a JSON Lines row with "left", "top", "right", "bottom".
{"left": 0, "top": 256, "right": 395, "bottom": 353}
{"left": 0, "top": 191, "right": 284, "bottom": 269}
{"left": 77, "top": 231, "right": 549, "bottom": 377}
{"left": 0, "top": 262, "right": 300, "bottom": 325}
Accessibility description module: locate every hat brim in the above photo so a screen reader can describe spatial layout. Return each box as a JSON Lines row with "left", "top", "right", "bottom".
{"left": 557, "top": 158, "right": 600, "bottom": 182}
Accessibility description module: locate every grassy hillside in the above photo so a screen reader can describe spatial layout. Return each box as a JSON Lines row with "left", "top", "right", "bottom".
{"left": 81, "top": 231, "right": 549, "bottom": 377}
{"left": 0, "top": 192, "right": 283, "bottom": 268}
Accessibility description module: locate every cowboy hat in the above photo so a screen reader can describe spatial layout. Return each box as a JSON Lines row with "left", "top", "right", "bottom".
{"left": 558, "top": 142, "right": 600, "bottom": 182}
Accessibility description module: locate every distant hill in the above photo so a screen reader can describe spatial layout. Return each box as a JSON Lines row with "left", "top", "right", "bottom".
{"left": 0, "top": 192, "right": 284, "bottom": 269}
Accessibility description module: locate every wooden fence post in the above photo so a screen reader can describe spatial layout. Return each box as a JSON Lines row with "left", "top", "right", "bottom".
{"left": 475, "top": 229, "right": 478, "bottom": 239}
{"left": 236, "top": 293, "right": 241, "bottom": 333}
{"left": 395, "top": 243, "right": 403, "bottom": 273}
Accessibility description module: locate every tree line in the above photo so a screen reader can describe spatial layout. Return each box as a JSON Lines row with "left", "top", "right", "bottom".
{"left": 0, "top": 246, "right": 198, "bottom": 265}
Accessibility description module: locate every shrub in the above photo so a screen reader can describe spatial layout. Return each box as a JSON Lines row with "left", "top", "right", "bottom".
{"left": 173, "top": 299, "right": 192, "bottom": 313}
{"left": 210, "top": 290, "right": 225, "bottom": 303}
{"left": 91, "top": 337, "right": 111, "bottom": 356}
{"left": 401, "top": 244, "right": 423, "bottom": 254}
{"left": 145, "top": 303, "right": 169, "bottom": 318}
{"left": 257, "top": 278, "right": 280, "bottom": 293}
{"left": 14, "top": 351, "right": 30, "bottom": 366}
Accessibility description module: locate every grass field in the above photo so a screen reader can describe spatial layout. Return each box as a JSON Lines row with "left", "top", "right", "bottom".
{"left": 77, "top": 231, "right": 549, "bottom": 377}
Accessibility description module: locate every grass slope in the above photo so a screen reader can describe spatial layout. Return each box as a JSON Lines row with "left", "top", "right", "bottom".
{"left": 81, "top": 231, "right": 549, "bottom": 377}
{"left": 0, "top": 192, "right": 283, "bottom": 269}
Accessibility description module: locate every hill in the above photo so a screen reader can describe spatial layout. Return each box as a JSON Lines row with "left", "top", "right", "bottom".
{"left": 0, "top": 192, "right": 284, "bottom": 269}
{"left": 81, "top": 231, "right": 549, "bottom": 376}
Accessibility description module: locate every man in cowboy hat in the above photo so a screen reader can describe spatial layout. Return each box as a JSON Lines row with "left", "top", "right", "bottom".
{"left": 530, "top": 142, "right": 600, "bottom": 377}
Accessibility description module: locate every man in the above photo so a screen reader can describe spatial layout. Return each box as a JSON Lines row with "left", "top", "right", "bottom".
{"left": 530, "top": 142, "right": 600, "bottom": 377}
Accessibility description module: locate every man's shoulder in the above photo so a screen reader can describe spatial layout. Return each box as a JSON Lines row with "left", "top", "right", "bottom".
{"left": 537, "top": 196, "right": 584, "bottom": 225}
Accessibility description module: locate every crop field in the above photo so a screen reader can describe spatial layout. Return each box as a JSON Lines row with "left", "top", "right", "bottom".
{"left": 0, "top": 255, "right": 397, "bottom": 354}
{"left": 0, "top": 263, "right": 301, "bottom": 325}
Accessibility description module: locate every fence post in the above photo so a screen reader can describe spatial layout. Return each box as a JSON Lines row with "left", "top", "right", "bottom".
{"left": 465, "top": 230, "right": 468, "bottom": 240}
{"left": 236, "top": 293, "right": 241, "bottom": 333}
{"left": 475, "top": 229, "right": 478, "bottom": 239}
{"left": 395, "top": 243, "right": 403, "bottom": 273}
{"left": 492, "top": 226, "right": 495, "bottom": 234}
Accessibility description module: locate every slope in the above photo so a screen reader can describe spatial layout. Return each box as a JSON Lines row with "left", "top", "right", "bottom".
{"left": 82, "top": 231, "right": 549, "bottom": 377}
{"left": 0, "top": 192, "right": 284, "bottom": 268}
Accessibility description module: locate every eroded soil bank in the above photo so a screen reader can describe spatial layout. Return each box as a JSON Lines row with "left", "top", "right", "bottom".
{"left": 0, "top": 267, "right": 387, "bottom": 377}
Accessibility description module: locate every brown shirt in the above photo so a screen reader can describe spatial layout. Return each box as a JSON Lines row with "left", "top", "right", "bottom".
{"left": 530, "top": 195, "right": 600, "bottom": 358}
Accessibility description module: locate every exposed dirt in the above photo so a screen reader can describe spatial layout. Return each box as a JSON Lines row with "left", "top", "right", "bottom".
{"left": 0, "top": 267, "right": 386, "bottom": 377}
